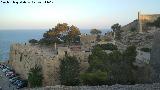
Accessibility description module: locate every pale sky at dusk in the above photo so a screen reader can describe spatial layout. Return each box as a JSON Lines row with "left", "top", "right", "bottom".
{"left": 0, "top": 0, "right": 160, "bottom": 30}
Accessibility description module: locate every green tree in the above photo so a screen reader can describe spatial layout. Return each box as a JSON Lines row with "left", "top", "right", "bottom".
{"left": 123, "top": 45, "right": 137, "bottom": 64}
{"left": 95, "top": 43, "right": 118, "bottom": 51}
{"left": 121, "top": 45, "right": 137, "bottom": 84}
{"left": 88, "top": 46, "right": 107, "bottom": 71}
{"left": 40, "top": 23, "right": 81, "bottom": 45}
{"left": 90, "top": 29, "right": 102, "bottom": 35}
{"left": 28, "top": 65, "right": 43, "bottom": 87}
{"left": 111, "top": 23, "right": 121, "bottom": 40}
{"left": 59, "top": 56, "right": 80, "bottom": 86}
{"left": 140, "top": 48, "right": 151, "bottom": 52}
{"left": 153, "top": 17, "right": 160, "bottom": 28}
{"left": 80, "top": 70, "right": 108, "bottom": 86}
{"left": 68, "top": 25, "right": 81, "bottom": 43}
{"left": 29, "top": 39, "right": 38, "bottom": 44}
{"left": 83, "top": 45, "right": 138, "bottom": 85}
{"left": 130, "top": 27, "right": 137, "bottom": 32}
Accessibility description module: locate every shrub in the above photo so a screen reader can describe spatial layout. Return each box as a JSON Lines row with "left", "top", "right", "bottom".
{"left": 59, "top": 56, "right": 80, "bottom": 86}
{"left": 95, "top": 43, "right": 118, "bottom": 51}
{"left": 29, "top": 39, "right": 38, "bottom": 44}
{"left": 85, "top": 45, "right": 139, "bottom": 85}
{"left": 140, "top": 48, "right": 151, "bottom": 52}
{"left": 28, "top": 65, "right": 43, "bottom": 87}
{"left": 80, "top": 70, "right": 108, "bottom": 86}
{"left": 130, "top": 27, "right": 137, "bottom": 32}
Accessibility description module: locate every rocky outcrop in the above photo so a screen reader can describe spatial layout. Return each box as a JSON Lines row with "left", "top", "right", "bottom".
{"left": 121, "top": 20, "right": 139, "bottom": 32}
{"left": 150, "top": 30, "right": 160, "bottom": 82}
{"left": 119, "top": 31, "right": 154, "bottom": 48}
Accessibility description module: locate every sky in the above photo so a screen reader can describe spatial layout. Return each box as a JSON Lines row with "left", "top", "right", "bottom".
{"left": 0, "top": 0, "right": 160, "bottom": 30}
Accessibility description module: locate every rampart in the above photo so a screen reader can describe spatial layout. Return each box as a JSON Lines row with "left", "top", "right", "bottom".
{"left": 9, "top": 44, "right": 90, "bottom": 86}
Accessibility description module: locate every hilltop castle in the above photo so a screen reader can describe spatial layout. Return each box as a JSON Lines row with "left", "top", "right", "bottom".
{"left": 122, "top": 12, "right": 160, "bottom": 33}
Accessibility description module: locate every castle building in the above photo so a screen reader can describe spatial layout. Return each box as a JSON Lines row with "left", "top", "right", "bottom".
{"left": 138, "top": 12, "right": 160, "bottom": 33}
{"left": 122, "top": 12, "right": 160, "bottom": 33}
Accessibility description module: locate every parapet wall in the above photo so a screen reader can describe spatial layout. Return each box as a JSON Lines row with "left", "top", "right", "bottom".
{"left": 140, "top": 14, "right": 160, "bottom": 23}
{"left": 26, "top": 83, "right": 160, "bottom": 90}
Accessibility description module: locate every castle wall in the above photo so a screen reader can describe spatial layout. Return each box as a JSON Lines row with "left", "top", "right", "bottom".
{"left": 26, "top": 83, "right": 160, "bottom": 90}
{"left": 140, "top": 14, "right": 160, "bottom": 23}
{"left": 9, "top": 44, "right": 61, "bottom": 86}
{"left": 139, "top": 14, "right": 160, "bottom": 32}
{"left": 121, "top": 13, "right": 160, "bottom": 33}
{"left": 9, "top": 44, "right": 90, "bottom": 86}
{"left": 80, "top": 35, "right": 97, "bottom": 50}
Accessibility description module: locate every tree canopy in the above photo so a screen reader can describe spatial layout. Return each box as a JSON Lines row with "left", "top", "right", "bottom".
{"left": 80, "top": 45, "right": 141, "bottom": 85}
{"left": 95, "top": 43, "right": 118, "bottom": 51}
{"left": 111, "top": 23, "right": 121, "bottom": 40}
{"left": 59, "top": 56, "right": 80, "bottom": 86}
{"left": 90, "top": 29, "right": 102, "bottom": 35}
{"left": 29, "top": 39, "right": 38, "bottom": 44}
{"left": 39, "top": 23, "right": 81, "bottom": 45}
{"left": 111, "top": 23, "right": 121, "bottom": 32}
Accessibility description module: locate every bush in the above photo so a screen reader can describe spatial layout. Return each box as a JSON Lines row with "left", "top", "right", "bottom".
{"left": 140, "top": 48, "right": 151, "bottom": 52}
{"left": 29, "top": 39, "right": 38, "bottom": 44}
{"left": 28, "top": 65, "right": 43, "bottom": 87}
{"left": 95, "top": 43, "right": 118, "bottom": 51}
{"left": 59, "top": 56, "right": 80, "bottom": 86}
{"left": 130, "top": 27, "right": 137, "bottom": 32}
{"left": 80, "top": 70, "right": 108, "bottom": 86}
{"left": 85, "top": 45, "right": 139, "bottom": 85}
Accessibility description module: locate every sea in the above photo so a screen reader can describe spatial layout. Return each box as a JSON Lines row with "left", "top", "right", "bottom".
{"left": 0, "top": 29, "right": 109, "bottom": 61}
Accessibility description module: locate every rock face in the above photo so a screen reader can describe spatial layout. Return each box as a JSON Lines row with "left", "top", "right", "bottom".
{"left": 121, "top": 20, "right": 139, "bottom": 32}
{"left": 9, "top": 44, "right": 90, "bottom": 86}
{"left": 119, "top": 31, "right": 154, "bottom": 48}
{"left": 150, "top": 30, "right": 160, "bottom": 82}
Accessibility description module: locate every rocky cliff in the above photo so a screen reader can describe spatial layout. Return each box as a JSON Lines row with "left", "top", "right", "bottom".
{"left": 118, "top": 30, "right": 154, "bottom": 49}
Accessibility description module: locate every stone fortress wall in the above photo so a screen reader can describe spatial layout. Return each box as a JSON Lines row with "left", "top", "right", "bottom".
{"left": 9, "top": 43, "right": 91, "bottom": 86}
{"left": 9, "top": 44, "right": 60, "bottom": 86}
{"left": 26, "top": 83, "right": 160, "bottom": 90}
{"left": 9, "top": 34, "right": 153, "bottom": 87}
{"left": 139, "top": 12, "right": 160, "bottom": 32}
{"left": 121, "top": 12, "right": 160, "bottom": 33}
